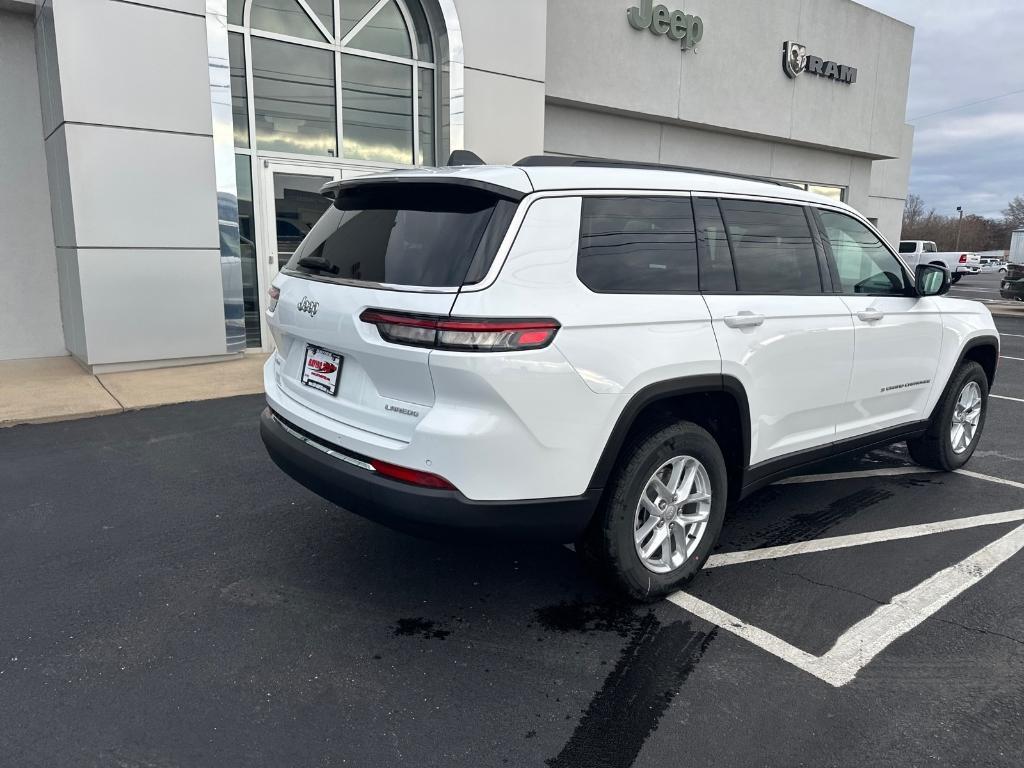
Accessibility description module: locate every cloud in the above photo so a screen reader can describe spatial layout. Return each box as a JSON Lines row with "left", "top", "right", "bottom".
{"left": 864, "top": 0, "right": 1024, "bottom": 218}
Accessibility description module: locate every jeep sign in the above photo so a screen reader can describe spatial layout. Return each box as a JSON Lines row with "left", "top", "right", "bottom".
{"left": 627, "top": 0, "right": 704, "bottom": 50}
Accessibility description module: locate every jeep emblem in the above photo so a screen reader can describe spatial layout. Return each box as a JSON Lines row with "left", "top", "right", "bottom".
{"left": 627, "top": 0, "right": 704, "bottom": 50}
{"left": 297, "top": 297, "right": 319, "bottom": 317}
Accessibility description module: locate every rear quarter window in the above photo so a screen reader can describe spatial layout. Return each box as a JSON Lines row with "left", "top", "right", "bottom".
{"left": 577, "top": 196, "right": 698, "bottom": 293}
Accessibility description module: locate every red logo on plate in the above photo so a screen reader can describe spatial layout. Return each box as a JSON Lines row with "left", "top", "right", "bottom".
{"left": 307, "top": 359, "right": 337, "bottom": 375}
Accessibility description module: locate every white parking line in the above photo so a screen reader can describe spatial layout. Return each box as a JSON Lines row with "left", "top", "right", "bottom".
{"left": 671, "top": 520, "right": 1024, "bottom": 687}
{"left": 992, "top": 394, "right": 1024, "bottom": 404}
{"left": 954, "top": 468, "right": 1024, "bottom": 491}
{"left": 705, "top": 509, "right": 1024, "bottom": 569}
{"left": 999, "top": 333, "right": 1024, "bottom": 339}
{"left": 776, "top": 467, "right": 934, "bottom": 485}
{"left": 1001, "top": 355, "right": 1024, "bottom": 362}
{"left": 668, "top": 466, "right": 1024, "bottom": 687}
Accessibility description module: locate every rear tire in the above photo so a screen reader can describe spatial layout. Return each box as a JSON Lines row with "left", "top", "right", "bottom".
{"left": 951, "top": 274, "right": 962, "bottom": 284}
{"left": 581, "top": 421, "right": 728, "bottom": 601}
{"left": 907, "top": 361, "right": 988, "bottom": 471}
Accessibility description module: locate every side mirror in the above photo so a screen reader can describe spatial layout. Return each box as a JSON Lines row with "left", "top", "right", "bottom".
{"left": 915, "top": 263, "right": 950, "bottom": 296}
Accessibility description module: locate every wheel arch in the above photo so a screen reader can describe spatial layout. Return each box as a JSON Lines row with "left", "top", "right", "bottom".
{"left": 960, "top": 335, "right": 999, "bottom": 388}
{"left": 587, "top": 375, "right": 751, "bottom": 504}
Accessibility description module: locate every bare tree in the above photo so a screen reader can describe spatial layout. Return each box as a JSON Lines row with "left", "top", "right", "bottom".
{"left": 1003, "top": 196, "right": 1024, "bottom": 229}
{"left": 903, "top": 193, "right": 926, "bottom": 230}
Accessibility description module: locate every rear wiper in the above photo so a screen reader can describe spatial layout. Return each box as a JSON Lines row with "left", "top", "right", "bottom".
{"left": 297, "top": 255, "right": 339, "bottom": 275}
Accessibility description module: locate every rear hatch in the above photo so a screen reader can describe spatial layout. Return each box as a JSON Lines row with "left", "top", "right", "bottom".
{"left": 268, "top": 177, "right": 522, "bottom": 442}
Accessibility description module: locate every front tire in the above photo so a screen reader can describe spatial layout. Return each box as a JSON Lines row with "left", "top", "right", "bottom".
{"left": 907, "top": 361, "right": 988, "bottom": 471}
{"left": 581, "top": 421, "right": 728, "bottom": 601}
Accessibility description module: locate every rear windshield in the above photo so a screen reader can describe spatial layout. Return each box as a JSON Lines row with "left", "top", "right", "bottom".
{"left": 898, "top": 241, "right": 916, "bottom": 253}
{"left": 283, "top": 183, "right": 518, "bottom": 288}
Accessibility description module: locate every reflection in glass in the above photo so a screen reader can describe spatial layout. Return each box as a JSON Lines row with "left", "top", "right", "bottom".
{"left": 338, "top": 0, "right": 380, "bottom": 40}
{"left": 235, "top": 155, "right": 262, "bottom": 348}
{"left": 303, "top": 0, "right": 334, "bottom": 35}
{"left": 342, "top": 55, "right": 412, "bottom": 163}
{"left": 251, "top": 0, "right": 327, "bottom": 42}
{"left": 227, "top": 0, "right": 243, "bottom": 24}
{"left": 807, "top": 184, "right": 845, "bottom": 202}
{"left": 418, "top": 68, "right": 434, "bottom": 165}
{"left": 348, "top": 1, "right": 411, "bottom": 57}
{"left": 228, "top": 33, "right": 249, "bottom": 148}
{"left": 404, "top": 0, "right": 434, "bottom": 61}
{"left": 272, "top": 173, "right": 334, "bottom": 270}
{"left": 252, "top": 37, "right": 337, "bottom": 156}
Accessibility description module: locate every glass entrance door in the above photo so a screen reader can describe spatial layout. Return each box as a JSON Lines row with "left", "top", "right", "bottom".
{"left": 254, "top": 161, "right": 378, "bottom": 349}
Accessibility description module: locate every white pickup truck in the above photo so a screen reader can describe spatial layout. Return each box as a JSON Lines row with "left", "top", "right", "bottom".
{"left": 898, "top": 240, "right": 980, "bottom": 283}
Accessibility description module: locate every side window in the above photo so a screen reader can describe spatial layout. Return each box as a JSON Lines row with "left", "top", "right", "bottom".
{"left": 717, "top": 199, "right": 822, "bottom": 293}
{"left": 577, "top": 196, "right": 698, "bottom": 293}
{"left": 818, "top": 210, "right": 908, "bottom": 296}
{"left": 693, "top": 197, "right": 736, "bottom": 292}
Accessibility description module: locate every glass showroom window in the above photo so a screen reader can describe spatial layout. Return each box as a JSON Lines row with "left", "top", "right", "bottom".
{"left": 226, "top": 0, "right": 436, "bottom": 164}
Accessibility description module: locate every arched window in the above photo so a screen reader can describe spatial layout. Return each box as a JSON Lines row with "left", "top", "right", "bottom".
{"left": 226, "top": 0, "right": 437, "bottom": 165}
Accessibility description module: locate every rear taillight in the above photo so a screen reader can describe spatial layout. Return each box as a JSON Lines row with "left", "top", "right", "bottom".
{"left": 359, "top": 309, "right": 560, "bottom": 352}
{"left": 370, "top": 458, "right": 456, "bottom": 490}
{"left": 959, "top": 254, "right": 968, "bottom": 263}
{"left": 268, "top": 286, "right": 280, "bottom": 313}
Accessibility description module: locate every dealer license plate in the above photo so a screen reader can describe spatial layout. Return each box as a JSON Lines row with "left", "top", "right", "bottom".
{"left": 301, "top": 344, "right": 342, "bottom": 396}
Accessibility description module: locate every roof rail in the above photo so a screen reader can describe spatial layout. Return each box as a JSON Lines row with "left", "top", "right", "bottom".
{"left": 514, "top": 154, "right": 802, "bottom": 189}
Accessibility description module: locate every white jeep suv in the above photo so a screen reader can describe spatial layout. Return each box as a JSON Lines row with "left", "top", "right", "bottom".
{"left": 260, "top": 158, "right": 999, "bottom": 600}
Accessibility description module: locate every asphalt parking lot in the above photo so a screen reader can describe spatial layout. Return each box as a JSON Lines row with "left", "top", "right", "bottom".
{"left": 3, "top": 316, "right": 1024, "bottom": 768}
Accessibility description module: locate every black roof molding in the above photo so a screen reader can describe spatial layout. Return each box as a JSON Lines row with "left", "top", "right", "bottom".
{"left": 514, "top": 154, "right": 802, "bottom": 189}
{"left": 447, "top": 150, "right": 487, "bottom": 166}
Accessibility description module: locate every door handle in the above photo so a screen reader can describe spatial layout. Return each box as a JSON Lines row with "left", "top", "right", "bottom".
{"left": 856, "top": 308, "right": 885, "bottom": 323}
{"left": 723, "top": 311, "right": 766, "bottom": 329}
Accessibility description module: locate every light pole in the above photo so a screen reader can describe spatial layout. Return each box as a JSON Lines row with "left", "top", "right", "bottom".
{"left": 955, "top": 206, "right": 964, "bottom": 250}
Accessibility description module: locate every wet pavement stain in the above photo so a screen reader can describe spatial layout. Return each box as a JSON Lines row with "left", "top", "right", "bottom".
{"left": 740, "top": 486, "right": 894, "bottom": 549}
{"left": 546, "top": 615, "right": 716, "bottom": 768}
{"left": 533, "top": 599, "right": 641, "bottom": 638}
{"left": 392, "top": 617, "right": 451, "bottom": 640}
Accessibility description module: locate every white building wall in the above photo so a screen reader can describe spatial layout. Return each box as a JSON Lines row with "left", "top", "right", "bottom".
{"left": 0, "top": 8, "right": 65, "bottom": 361}
{"left": 35, "top": 0, "right": 227, "bottom": 370}
{"left": 866, "top": 124, "right": 916, "bottom": 246}
{"left": 453, "top": 0, "right": 546, "bottom": 163}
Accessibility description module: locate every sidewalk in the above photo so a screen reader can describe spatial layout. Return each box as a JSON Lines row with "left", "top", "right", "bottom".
{"left": 0, "top": 354, "right": 267, "bottom": 428}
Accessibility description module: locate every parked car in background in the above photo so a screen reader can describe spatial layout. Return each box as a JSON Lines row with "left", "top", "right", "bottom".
{"left": 899, "top": 240, "right": 981, "bottom": 283}
{"left": 260, "top": 159, "right": 1000, "bottom": 600}
{"left": 979, "top": 257, "right": 1008, "bottom": 274}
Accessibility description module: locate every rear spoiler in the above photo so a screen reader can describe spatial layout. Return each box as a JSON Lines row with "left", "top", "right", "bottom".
{"left": 318, "top": 175, "right": 527, "bottom": 203}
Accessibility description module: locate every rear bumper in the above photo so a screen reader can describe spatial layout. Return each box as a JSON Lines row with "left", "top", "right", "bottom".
{"left": 955, "top": 265, "right": 980, "bottom": 274}
{"left": 260, "top": 408, "right": 599, "bottom": 541}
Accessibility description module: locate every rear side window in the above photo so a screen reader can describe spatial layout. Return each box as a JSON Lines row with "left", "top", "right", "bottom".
{"left": 898, "top": 241, "right": 916, "bottom": 253}
{"left": 285, "top": 183, "right": 517, "bottom": 288}
{"left": 577, "top": 196, "right": 698, "bottom": 293}
{"left": 717, "top": 199, "right": 822, "bottom": 293}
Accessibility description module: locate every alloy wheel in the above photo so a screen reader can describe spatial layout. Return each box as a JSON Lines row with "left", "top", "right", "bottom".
{"left": 633, "top": 455, "right": 712, "bottom": 574}
{"left": 950, "top": 381, "right": 982, "bottom": 454}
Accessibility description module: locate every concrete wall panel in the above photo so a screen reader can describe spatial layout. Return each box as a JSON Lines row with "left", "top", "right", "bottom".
{"left": 63, "top": 125, "right": 219, "bottom": 250}
{"left": 49, "top": 0, "right": 213, "bottom": 135}
{"left": 76, "top": 248, "right": 227, "bottom": 365}
{"left": 0, "top": 11, "right": 65, "bottom": 360}
{"left": 453, "top": 0, "right": 546, "bottom": 83}
{"left": 463, "top": 69, "right": 544, "bottom": 164}
{"left": 544, "top": 104, "right": 662, "bottom": 163}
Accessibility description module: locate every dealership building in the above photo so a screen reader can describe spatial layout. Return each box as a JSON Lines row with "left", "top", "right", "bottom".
{"left": 1, "top": 0, "right": 914, "bottom": 369}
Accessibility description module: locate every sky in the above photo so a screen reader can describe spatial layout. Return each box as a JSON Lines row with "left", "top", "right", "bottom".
{"left": 863, "top": 0, "right": 1024, "bottom": 219}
